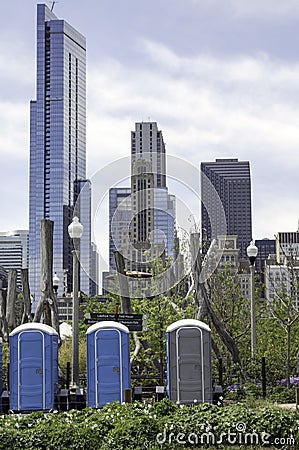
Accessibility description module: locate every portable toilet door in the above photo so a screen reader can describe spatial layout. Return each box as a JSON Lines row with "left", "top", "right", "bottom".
{"left": 166, "top": 319, "right": 212, "bottom": 404}
{"left": 0, "top": 338, "right": 2, "bottom": 409}
{"left": 9, "top": 323, "right": 58, "bottom": 411}
{"left": 86, "top": 321, "right": 130, "bottom": 408}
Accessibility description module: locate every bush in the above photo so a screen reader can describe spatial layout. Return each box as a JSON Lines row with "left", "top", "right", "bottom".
{"left": 225, "top": 381, "right": 297, "bottom": 403}
{"left": 0, "top": 400, "right": 297, "bottom": 449}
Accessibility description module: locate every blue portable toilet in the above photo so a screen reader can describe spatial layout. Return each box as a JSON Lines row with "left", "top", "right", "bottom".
{"left": 86, "top": 321, "right": 130, "bottom": 408}
{"left": 0, "top": 338, "right": 2, "bottom": 405}
{"left": 166, "top": 319, "right": 212, "bottom": 404}
{"left": 10, "top": 323, "right": 58, "bottom": 411}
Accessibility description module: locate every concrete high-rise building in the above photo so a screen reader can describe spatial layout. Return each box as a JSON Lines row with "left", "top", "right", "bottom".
{"left": 201, "top": 158, "right": 252, "bottom": 258}
{"left": 0, "top": 231, "right": 29, "bottom": 290}
{"left": 130, "top": 122, "right": 175, "bottom": 270}
{"left": 108, "top": 122, "right": 176, "bottom": 275}
{"left": 276, "top": 229, "right": 299, "bottom": 264}
{"left": 131, "top": 121, "right": 166, "bottom": 188}
{"left": 29, "top": 4, "right": 95, "bottom": 308}
{"left": 265, "top": 262, "right": 299, "bottom": 310}
{"left": 216, "top": 234, "right": 250, "bottom": 299}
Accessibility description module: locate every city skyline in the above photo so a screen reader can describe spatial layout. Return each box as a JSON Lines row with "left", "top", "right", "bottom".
{"left": 1, "top": 1, "right": 299, "bottom": 274}
{"left": 28, "top": 4, "right": 96, "bottom": 303}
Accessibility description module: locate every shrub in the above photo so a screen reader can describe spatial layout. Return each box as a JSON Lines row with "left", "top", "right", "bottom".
{"left": 0, "top": 400, "right": 297, "bottom": 449}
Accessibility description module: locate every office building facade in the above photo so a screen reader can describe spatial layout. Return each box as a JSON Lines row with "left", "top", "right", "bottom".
{"left": 29, "top": 4, "right": 94, "bottom": 308}
{"left": 0, "top": 231, "right": 29, "bottom": 291}
{"left": 109, "top": 187, "right": 131, "bottom": 271}
{"left": 130, "top": 122, "right": 175, "bottom": 270}
{"left": 276, "top": 230, "right": 299, "bottom": 264}
{"left": 201, "top": 158, "right": 252, "bottom": 258}
{"left": 265, "top": 263, "right": 299, "bottom": 310}
{"left": 255, "top": 239, "right": 276, "bottom": 274}
{"left": 107, "top": 122, "right": 176, "bottom": 278}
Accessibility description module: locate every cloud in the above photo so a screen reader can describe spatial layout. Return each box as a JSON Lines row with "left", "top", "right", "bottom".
{"left": 0, "top": 44, "right": 34, "bottom": 93}
{"left": 87, "top": 41, "right": 299, "bottom": 241}
{"left": 229, "top": 0, "right": 299, "bottom": 18}
{"left": 0, "top": 101, "right": 29, "bottom": 157}
{"left": 188, "top": 0, "right": 299, "bottom": 19}
{"left": 88, "top": 41, "right": 299, "bottom": 162}
{"left": 2, "top": 35, "right": 298, "bottom": 240}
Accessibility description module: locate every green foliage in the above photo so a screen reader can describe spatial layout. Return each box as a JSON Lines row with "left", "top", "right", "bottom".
{"left": 130, "top": 292, "right": 195, "bottom": 376}
{"left": 58, "top": 338, "right": 86, "bottom": 378}
{"left": 71, "top": 253, "right": 299, "bottom": 390}
{"left": 1, "top": 342, "right": 9, "bottom": 387}
{"left": 225, "top": 382, "right": 297, "bottom": 404}
{"left": 79, "top": 257, "right": 196, "bottom": 383}
{"left": 0, "top": 400, "right": 296, "bottom": 449}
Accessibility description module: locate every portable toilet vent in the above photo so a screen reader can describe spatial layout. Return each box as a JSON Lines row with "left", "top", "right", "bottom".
{"left": 86, "top": 321, "right": 130, "bottom": 408}
{"left": 10, "top": 323, "right": 58, "bottom": 411}
{"left": 166, "top": 319, "right": 212, "bottom": 404}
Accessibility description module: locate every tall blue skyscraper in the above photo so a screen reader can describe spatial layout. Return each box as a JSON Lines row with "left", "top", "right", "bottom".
{"left": 29, "top": 4, "right": 93, "bottom": 307}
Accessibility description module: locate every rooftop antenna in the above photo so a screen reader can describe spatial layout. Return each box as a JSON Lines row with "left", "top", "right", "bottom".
{"left": 50, "top": 1, "right": 56, "bottom": 12}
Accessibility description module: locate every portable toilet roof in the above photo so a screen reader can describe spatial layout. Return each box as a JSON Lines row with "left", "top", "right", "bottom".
{"left": 10, "top": 322, "right": 58, "bottom": 337}
{"left": 166, "top": 319, "right": 211, "bottom": 333}
{"left": 86, "top": 321, "right": 129, "bottom": 335}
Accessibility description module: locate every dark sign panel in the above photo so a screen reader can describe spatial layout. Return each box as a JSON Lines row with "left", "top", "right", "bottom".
{"left": 84, "top": 313, "right": 147, "bottom": 332}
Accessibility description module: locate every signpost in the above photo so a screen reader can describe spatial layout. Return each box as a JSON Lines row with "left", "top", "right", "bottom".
{"left": 84, "top": 313, "right": 148, "bottom": 332}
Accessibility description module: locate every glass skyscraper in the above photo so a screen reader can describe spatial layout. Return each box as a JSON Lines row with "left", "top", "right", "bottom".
{"left": 109, "top": 187, "right": 131, "bottom": 271}
{"left": 29, "top": 4, "right": 93, "bottom": 308}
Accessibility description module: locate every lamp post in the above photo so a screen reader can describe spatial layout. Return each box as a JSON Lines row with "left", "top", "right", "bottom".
{"left": 246, "top": 240, "right": 258, "bottom": 357}
{"left": 68, "top": 216, "right": 83, "bottom": 388}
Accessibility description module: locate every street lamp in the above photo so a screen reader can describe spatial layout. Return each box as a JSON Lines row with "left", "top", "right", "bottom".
{"left": 246, "top": 240, "right": 258, "bottom": 357}
{"left": 53, "top": 272, "right": 59, "bottom": 294}
{"left": 68, "top": 216, "right": 83, "bottom": 387}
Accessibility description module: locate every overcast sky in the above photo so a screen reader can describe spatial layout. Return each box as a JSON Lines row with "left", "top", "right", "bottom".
{"left": 1, "top": 0, "right": 299, "bottom": 268}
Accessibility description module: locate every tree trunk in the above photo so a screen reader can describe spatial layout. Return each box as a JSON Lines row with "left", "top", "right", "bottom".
{"left": 286, "top": 322, "right": 291, "bottom": 389}
{"left": 21, "top": 269, "right": 32, "bottom": 324}
{"left": 190, "top": 233, "right": 241, "bottom": 365}
{"left": 0, "top": 290, "right": 8, "bottom": 341}
{"left": 113, "top": 251, "right": 161, "bottom": 372}
{"left": 190, "top": 233, "right": 209, "bottom": 319}
{"left": 114, "top": 250, "right": 132, "bottom": 314}
{"left": 211, "top": 337, "right": 222, "bottom": 359}
{"left": 33, "top": 220, "right": 60, "bottom": 340}
{"left": 130, "top": 332, "right": 141, "bottom": 364}
{"left": 6, "top": 269, "right": 17, "bottom": 333}
{"left": 197, "top": 278, "right": 241, "bottom": 364}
